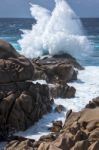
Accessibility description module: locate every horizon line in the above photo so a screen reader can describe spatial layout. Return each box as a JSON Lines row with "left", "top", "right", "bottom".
{"left": 0, "top": 17, "right": 99, "bottom": 19}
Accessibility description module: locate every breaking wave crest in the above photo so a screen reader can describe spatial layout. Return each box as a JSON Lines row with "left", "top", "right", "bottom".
{"left": 19, "top": 0, "right": 92, "bottom": 59}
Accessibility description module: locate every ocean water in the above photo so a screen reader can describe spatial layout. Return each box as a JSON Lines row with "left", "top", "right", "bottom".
{"left": 19, "top": 1, "right": 92, "bottom": 59}
{"left": 0, "top": 18, "right": 99, "bottom": 65}
{"left": 0, "top": 1, "right": 99, "bottom": 144}
{"left": 0, "top": 18, "right": 35, "bottom": 50}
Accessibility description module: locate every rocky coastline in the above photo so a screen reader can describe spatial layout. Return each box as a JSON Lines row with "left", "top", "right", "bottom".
{"left": 0, "top": 40, "right": 99, "bottom": 150}
{"left": 5, "top": 97, "right": 99, "bottom": 150}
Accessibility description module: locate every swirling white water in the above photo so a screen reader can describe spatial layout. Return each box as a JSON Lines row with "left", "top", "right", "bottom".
{"left": 19, "top": 0, "right": 92, "bottom": 59}
{"left": 16, "top": 66, "right": 99, "bottom": 140}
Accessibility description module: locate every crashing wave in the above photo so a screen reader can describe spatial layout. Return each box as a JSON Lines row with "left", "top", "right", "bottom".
{"left": 18, "top": 0, "right": 92, "bottom": 59}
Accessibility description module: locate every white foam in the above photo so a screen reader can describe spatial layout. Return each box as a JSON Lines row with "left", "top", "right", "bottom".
{"left": 33, "top": 80, "right": 47, "bottom": 85}
{"left": 16, "top": 66, "right": 99, "bottom": 140}
{"left": 19, "top": 0, "right": 92, "bottom": 59}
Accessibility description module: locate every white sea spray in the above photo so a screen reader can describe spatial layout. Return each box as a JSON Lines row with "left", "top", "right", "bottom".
{"left": 18, "top": 0, "right": 92, "bottom": 59}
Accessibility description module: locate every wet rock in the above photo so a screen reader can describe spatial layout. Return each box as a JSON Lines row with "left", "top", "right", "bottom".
{"left": 69, "top": 122, "right": 80, "bottom": 135}
{"left": 89, "top": 128, "right": 99, "bottom": 141}
{"left": 4, "top": 97, "right": 99, "bottom": 150}
{"left": 93, "top": 97, "right": 99, "bottom": 106}
{"left": 49, "top": 83, "right": 76, "bottom": 98}
{"left": 0, "top": 40, "right": 34, "bottom": 84}
{"left": 53, "top": 54, "right": 83, "bottom": 70}
{"left": 52, "top": 121, "right": 63, "bottom": 128}
{"left": 38, "top": 143, "right": 61, "bottom": 150}
{"left": 39, "top": 134, "right": 56, "bottom": 142}
{"left": 55, "top": 105, "right": 65, "bottom": 113}
{"left": 72, "top": 140, "right": 90, "bottom": 150}
{"left": 5, "top": 136, "right": 35, "bottom": 150}
{"left": 32, "top": 134, "right": 57, "bottom": 148}
{"left": 74, "top": 130, "right": 88, "bottom": 142}
{"left": 66, "top": 109, "right": 72, "bottom": 119}
{"left": 0, "top": 41, "right": 52, "bottom": 140}
{"left": 86, "top": 97, "right": 99, "bottom": 108}
{"left": 65, "top": 86, "right": 76, "bottom": 98}
{"left": 86, "top": 121, "right": 99, "bottom": 132}
{"left": 7, "top": 83, "right": 52, "bottom": 131}
{"left": 49, "top": 121, "right": 63, "bottom": 133}
{"left": 86, "top": 101, "right": 96, "bottom": 108}
{"left": 0, "top": 40, "right": 20, "bottom": 59}
{"left": 88, "top": 141, "right": 99, "bottom": 150}
{"left": 0, "top": 82, "right": 52, "bottom": 139}
{"left": 50, "top": 98, "right": 54, "bottom": 105}
{"left": 32, "top": 54, "right": 82, "bottom": 84}
{"left": 54, "top": 133, "right": 74, "bottom": 150}
{"left": 32, "top": 99, "right": 99, "bottom": 150}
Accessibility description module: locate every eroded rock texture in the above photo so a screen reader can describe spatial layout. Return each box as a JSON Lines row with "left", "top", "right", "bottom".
{"left": 32, "top": 54, "right": 83, "bottom": 84}
{"left": 0, "top": 40, "right": 83, "bottom": 149}
{"left": 5, "top": 97, "right": 99, "bottom": 150}
{"left": 49, "top": 83, "right": 76, "bottom": 98}
{"left": 0, "top": 40, "right": 34, "bottom": 83}
{"left": 0, "top": 40, "right": 52, "bottom": 141}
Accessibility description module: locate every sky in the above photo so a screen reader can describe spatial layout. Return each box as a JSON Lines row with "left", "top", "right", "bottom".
{"left": 0, "top": 0, "right": 99, "bottom": 18}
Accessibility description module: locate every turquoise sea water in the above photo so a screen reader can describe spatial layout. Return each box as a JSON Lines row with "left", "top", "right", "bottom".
{"left": 0, "top": 18, "right": 35, "bottom": 50}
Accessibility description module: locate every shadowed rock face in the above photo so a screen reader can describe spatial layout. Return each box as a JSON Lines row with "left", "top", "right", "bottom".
{"left": 49, "top": 83, "right": 76, "bottom": 99}
{"left": 0, "top": 40, "right": 20, "bottom": 59}
{"left": 32, "top": 54, "right": 83, "bottom": 84}
{"left": 0, "top": 40, "right": 52, "bottom": 141}
{"left": 0, "top": 40, "right": 34, "bottom": 83}
{"left": 5, "top": 97, "right": 99, "bottom": 150}
{"left": 0, "top": 82, "right": 52, "bottom": 141}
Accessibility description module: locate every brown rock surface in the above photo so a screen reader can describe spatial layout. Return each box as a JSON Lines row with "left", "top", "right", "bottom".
{"left": 49, "top": 83, "right": 76, "bottom": 98}
{"left": 32, "top": 54, "right": 83, "bottom": 84}
{"left": 5, "top": 136, "right": 35, "bottom": 150}
{"left": 49, "top": 121, "right": 63, "bottom": 133}
{"left": 0, "top": 40, "right": 34, "bottom": 83}
{"left": 35, "top": 97, "right": 99, "bottom": 150}
{"left": 4, "top": 95, "right": 99, "bottom": 150}
{"left": 0, "top": 41, "right": 85, "bottom": 149}
{"left": 0, "top": 40, "right": 52, "bottom": 141}
{"left": 0, "top": 82, "right": 52, "bottom": 140}
{"left": 54, "top": 105, "right": 65, "bottom": 113}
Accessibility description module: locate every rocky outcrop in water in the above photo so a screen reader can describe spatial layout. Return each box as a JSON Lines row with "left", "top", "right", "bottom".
{"left": 49, "top": 83, "right": 76, "bottom": 98}
{"left": 5, "top": 97, "right": 99, "bottom": 150}
{"left": 32, "top": 54, "right": 83, "bottom": 84}
{"left": 36, "top": 97, "right": 99, "bottom": 150}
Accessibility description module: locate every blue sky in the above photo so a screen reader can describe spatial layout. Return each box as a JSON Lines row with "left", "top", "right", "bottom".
{"left": 0, "top": 0, "right": 99, "bottom": 18}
